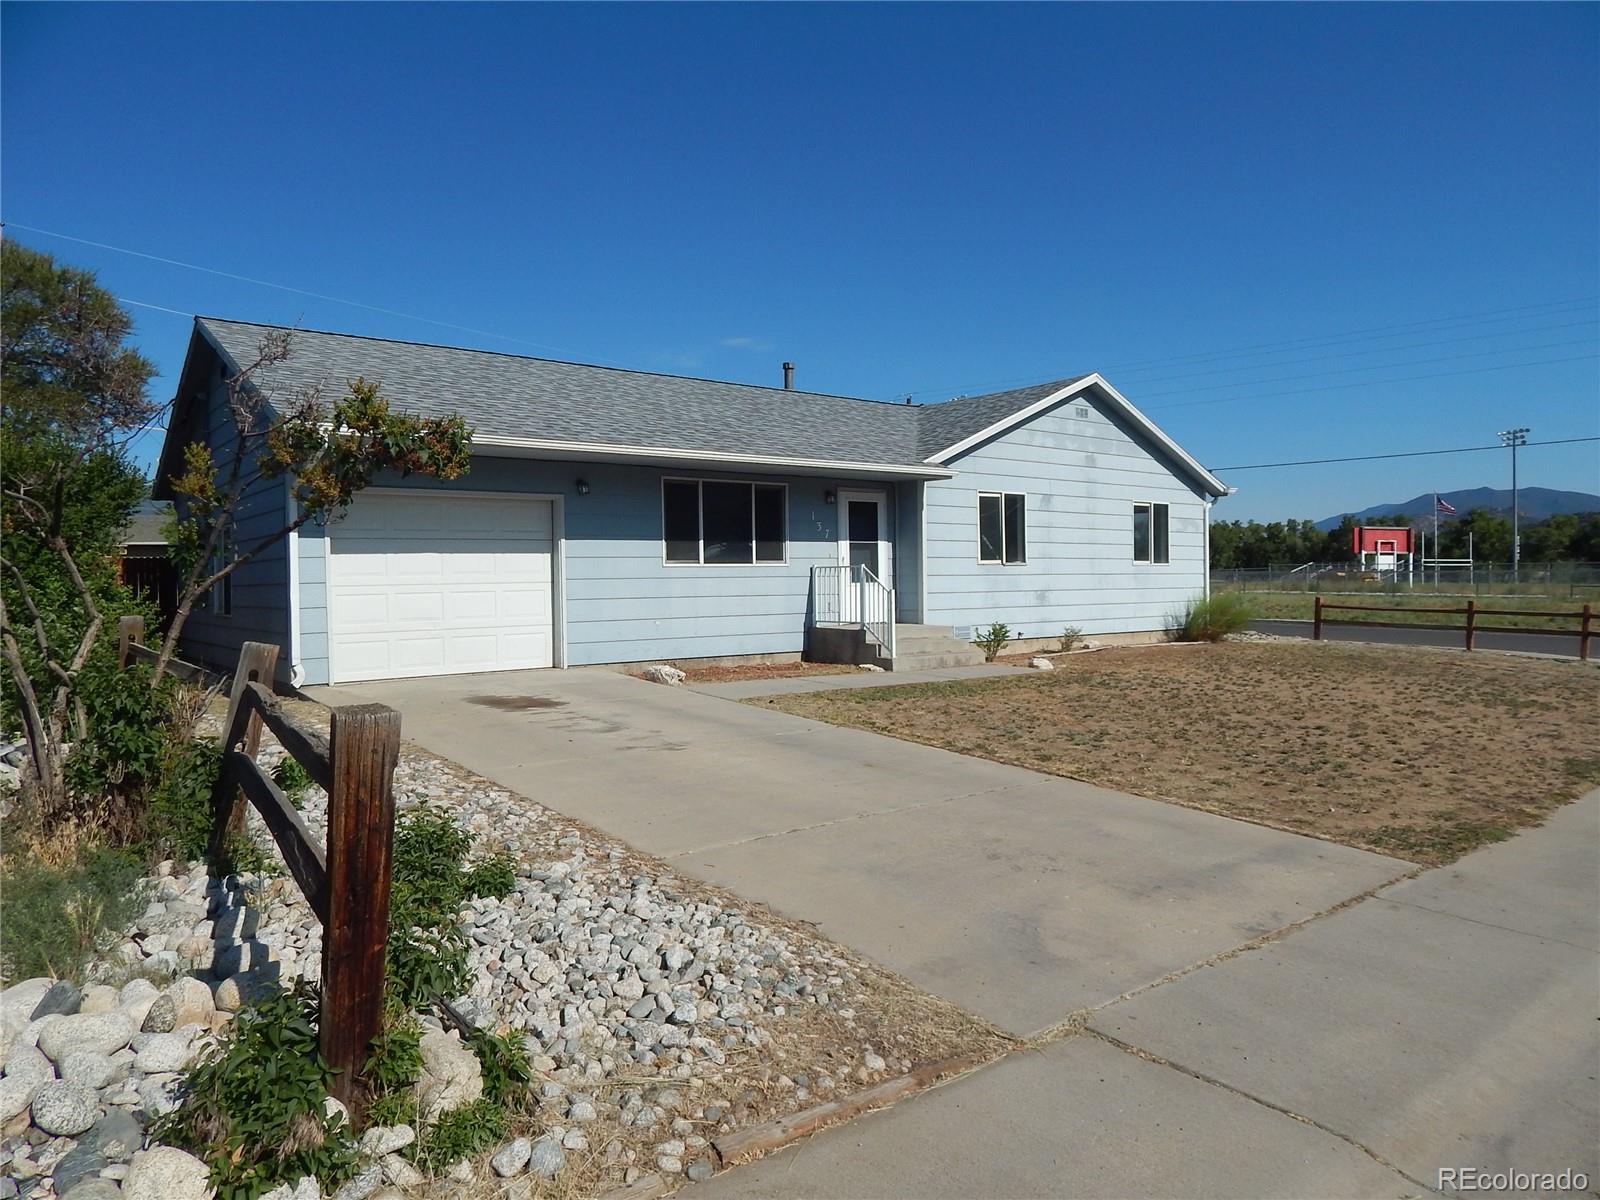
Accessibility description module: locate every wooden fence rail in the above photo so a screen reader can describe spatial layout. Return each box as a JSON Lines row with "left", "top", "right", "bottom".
{"left": 1313, "top": 596, "right": 1594, "bottom": 660}
{"left": 117, "top": 617, "right": 400, "bottom": 1124}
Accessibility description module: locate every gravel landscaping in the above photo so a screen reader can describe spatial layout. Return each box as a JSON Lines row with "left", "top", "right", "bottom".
{"left": 1, "top": 710, "right": 1005, "bottom": 1200}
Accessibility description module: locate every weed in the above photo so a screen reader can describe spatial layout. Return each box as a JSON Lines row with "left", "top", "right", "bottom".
{"left": 0, "top": 844, "right": 147, "bottom": 981}
{"left": 973, "top": 622, "right": 1012, "bottom": 662}
{"left": 1057, "top": 626, "right": 1084, "bottom": 653}
{"left": 270, "top": 757, "right": 315, "bottom": 806}
{"left": 1166, "top": 593, "right": 1253, "bottom": 642}
{"left": 408, "top": 1097, "right": 507, "bottom": 1173}
{"left": 156, "top": 983, "right": 359, "bottom": 1200}
{"left": 468, "top": 1025, "right": 533, "bottom": 1108}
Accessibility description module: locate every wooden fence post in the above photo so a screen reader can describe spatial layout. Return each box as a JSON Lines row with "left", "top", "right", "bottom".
{"left": 208, "top": 642, "right": 281, "bottom": 862}
{"left": 1312, "top": 595, "right": 1323, "bottom": 641}
{"left": 117, "top": 615, "right": 144, "bottom": 668}
{"left": 1464, "top": 600, "right": 1477, "bottom": 652}
{"left": 1582, "top": 603, "right": 1593, "bottom": 663}
{"left": 321, "top": 703, "right": 401, "bottom": 1126}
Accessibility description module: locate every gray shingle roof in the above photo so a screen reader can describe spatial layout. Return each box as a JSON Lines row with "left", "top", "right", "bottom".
{"left": 187, "top": 319, "right": 1223, "bottom": 496}
{"left": 198, "top": 318, "right": 927, "bottom": 468}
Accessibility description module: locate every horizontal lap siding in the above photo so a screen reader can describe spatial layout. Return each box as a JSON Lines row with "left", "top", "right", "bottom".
{"left": 297, "top": 457, "right": 852, "bottom": 682}
{"left": 924, "top": 397, "right": 1209, "bottom": 637}
{"left": 176, "top": 370, "right": 291, "bottom": 682}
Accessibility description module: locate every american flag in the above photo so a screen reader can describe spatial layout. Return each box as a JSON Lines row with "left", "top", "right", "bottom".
{"left": 1435, "top": 495, "right": 1458, "bottom": 515}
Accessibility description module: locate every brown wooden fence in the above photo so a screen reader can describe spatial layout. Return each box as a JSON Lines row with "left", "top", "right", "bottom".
{"left": 1312, "top": 596, "right": 1594, "bottom": 660}
{"left": 117, "top": 617, "right": 399, "bottom": 1123}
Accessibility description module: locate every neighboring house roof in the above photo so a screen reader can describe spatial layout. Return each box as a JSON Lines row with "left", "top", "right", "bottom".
{"left": 159, "top": 318, "right": 1228, "bottom": 497}
{"left": 121, "top": 501, "right": 172, "bottom": 548}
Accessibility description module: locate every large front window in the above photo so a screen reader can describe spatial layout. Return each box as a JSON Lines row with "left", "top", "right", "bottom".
{"left": 978, "top": 492, "right": 1026, "bottom": 564}
{"left": 663, "top": 478, "right": 787, "bottom": 564}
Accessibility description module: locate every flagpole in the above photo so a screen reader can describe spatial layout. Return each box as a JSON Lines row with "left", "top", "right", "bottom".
{"left": 1433, "top": 493, "right": 1440, "bottom": 586}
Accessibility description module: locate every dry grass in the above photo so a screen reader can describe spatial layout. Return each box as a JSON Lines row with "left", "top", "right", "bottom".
{"left": 757, "top": 641, "right": 1600, "bottom": 865}
{"left": 1234, "top": 589, "right": 1590, "bottom": 630}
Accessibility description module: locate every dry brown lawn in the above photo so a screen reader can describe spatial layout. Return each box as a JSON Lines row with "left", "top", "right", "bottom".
{"left": 672, "top": 660, "right": 860, "bottom": 683}
{"left": 759, "top": 641, "right": 1600, "bottom": 864}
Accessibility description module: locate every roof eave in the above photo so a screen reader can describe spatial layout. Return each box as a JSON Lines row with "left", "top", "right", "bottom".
{"left": 922, "top": 373, "right": 1230, "bottom": 498}
{"left": 472, "top": 435, "right": 955, "bottom": 480}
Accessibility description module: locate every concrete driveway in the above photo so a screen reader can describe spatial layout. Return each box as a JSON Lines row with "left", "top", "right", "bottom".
{"left": 313, "top": 667, "right": 1409, "bottom": 1036}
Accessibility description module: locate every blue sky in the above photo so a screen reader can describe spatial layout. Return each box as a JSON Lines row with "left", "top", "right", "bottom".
{"left": 3, "top": 2, "right": 1596, "bottom": 521}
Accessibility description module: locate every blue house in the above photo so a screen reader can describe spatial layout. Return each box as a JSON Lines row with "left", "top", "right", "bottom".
{"left": 153, "top": 319, "right": 1231, "bottom": 686}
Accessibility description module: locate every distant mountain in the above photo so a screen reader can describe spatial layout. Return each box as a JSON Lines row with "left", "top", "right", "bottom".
{"left": 1316, "top": 486, "right": 1600, "bottom": 531}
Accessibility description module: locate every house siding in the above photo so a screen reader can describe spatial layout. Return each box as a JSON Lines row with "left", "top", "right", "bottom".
{"left": 893, "top": 480, "right": 924, "bottom": 623}
{"left": 295, "top": 457, "right": 890, "bottom": 685}
{"left": 174, "top": 361, "right": 293, "bottom": 683}
{"left": 923, "top": 395, "right": 1210, "bottom": 638}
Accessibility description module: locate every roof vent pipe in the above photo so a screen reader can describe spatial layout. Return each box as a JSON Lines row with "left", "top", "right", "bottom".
{"left": 782, "top": 362, "right": 794, "bottom": 390}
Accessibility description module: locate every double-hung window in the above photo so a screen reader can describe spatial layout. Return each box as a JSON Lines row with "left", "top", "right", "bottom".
{"left": 978, "top": 492, "right": 1026, "bottom": 564}
{"left": 1133, "top": 502, "right": 1170, "bottom": 564}
{"left": 663, "top": 478, "right": 787, "bottom": 564}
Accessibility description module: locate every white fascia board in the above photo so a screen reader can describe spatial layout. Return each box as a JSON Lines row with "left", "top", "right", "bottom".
{"left": 923, "top": 373, "right": 1230, "bottom": 498}
{"left": 471, "top": 434, "right": 957, "bottom": 480}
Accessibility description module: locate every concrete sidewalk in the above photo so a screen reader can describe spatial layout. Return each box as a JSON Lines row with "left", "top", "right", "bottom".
{"left": 706, "top": 790, "right": 1600, "bottom": 1198}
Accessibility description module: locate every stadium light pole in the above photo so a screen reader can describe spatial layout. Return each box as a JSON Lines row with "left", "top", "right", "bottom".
{"left": 1498, "top": 427, "right": 1529, "bottom": 580}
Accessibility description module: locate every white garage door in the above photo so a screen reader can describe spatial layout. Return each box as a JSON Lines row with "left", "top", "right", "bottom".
{"left": 328, "top": 491, "right": 556, "bottom": 683}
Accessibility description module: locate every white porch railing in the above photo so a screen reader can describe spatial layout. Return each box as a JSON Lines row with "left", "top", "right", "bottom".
{"left": 811, "top": 564, "right": 896, "bottom": 660}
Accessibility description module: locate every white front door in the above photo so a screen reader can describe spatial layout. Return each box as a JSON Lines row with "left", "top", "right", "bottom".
{"left": 837, "top": 490, "right": 892, "bottom": 622}
{"left": 327, "top": 491, "right": 557, "bottom": 683}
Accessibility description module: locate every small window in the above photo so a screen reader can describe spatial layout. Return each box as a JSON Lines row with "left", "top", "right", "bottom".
{"left": 663, "top": 478, "right": 787, "bottom": 564}
{"left": 978, "top": 492, "right": 1025, "bottom": 564}
{"left": 1134, "top": 502, "right": 1170, "bottom": 564}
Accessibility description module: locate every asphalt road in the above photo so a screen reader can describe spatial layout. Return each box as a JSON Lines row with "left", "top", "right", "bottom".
{"left": 1252, "top": 618, "right": 1587, "bottom": 659}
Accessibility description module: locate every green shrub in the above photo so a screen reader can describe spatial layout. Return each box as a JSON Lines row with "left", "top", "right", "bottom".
{"left": 146, "top": 737, "right": 223, "bottom": 862}
{"left": 65, "top": 663, "right": 174, "bottom": 802}
{"left": 365, "top": 1007, "right": 424, "bottom": 1094}
{"left": 156, "top": 983, "right": 359, "bottom": 1200}
{"left": 385, "top": 924, "right": 470, "bottom": 1011}
{"left": 973, "top": 622, "right": 1012, "bottom": 662}
{"left": 389, "top": 808, "right": 476, "bottom": 928}
{"left": 408, "top": 1097, "right": 507, "bottom": 1173}
{"left": 1166, "top": 593, "right": 1254, "bottom": 643}
{"left": 270, "top": 757, "right": 315, "bottom": 806}
{"left": 0, "top": 845, "right": 147, "bottom": 981}
{"left": 468, "top": 1026, "right": 533, "bottom": 1108}
{"left": 463, "top": 854, "right": 517, "bottom": 901}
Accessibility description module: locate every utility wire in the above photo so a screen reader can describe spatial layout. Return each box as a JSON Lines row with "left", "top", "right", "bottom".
{"left": 899, "top": 297, "right": 1600, "bottom": 399}
{"left": 1142, "top": 352, "right": 1600, "bottom": 411}
{"left": 1214, "top": 436, "right": 1600, "bottom": 472}
{"left": 2, "top": 220, "right": 583, "bottom": 357}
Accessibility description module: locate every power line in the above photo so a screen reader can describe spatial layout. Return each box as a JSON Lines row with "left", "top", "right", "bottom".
{"left": 899, "top": 297, "right": 1600, "bottom": 400}
{"left": 1131, "top": 337, "right": 1598, "bottom": 400}
{"left": 1142, "top": 352, "right": 1600, "bottom": 411}
{"left": 1214, "top": 436, "right": 1600, "bottom": 472}
{"left": 2, "top": 220, "right": 584, "bottom": 357}
{"left": 119, "top": 297, "right": 196, "bottom": 318}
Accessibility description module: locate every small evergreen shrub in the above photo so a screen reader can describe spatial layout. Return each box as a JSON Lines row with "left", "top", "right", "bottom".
{"left": 156, "top": 983, "right": 359, "bottom": 1200}
{"left": 1166, "top": 593, "right": 1254, "bottom": 643}
{"left": 1058, "top": 626, "right": 1084, "bottom": 653}
{"left": 973, "top": 622, "right": 1012, "bottom": 662}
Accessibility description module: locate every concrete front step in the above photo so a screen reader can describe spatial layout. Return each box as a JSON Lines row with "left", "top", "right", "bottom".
{"left": 891, "top": 649, "right": 990, "bottom": 671}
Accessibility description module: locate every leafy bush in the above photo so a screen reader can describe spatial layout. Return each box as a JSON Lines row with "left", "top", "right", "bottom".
{"left": 365, "top": 1006, "right": 424, "bottom": 1095}
{"left": 64, "top": 663, "right": 174, "bottom": 803}
{"left": 385, "top": 924, "right": 470, "bottom": 1012}
{"left": 973, "top": 622, "right": 1012, "bottom": 662}
{"left": 270, "top": 756, "right": 314, "bottom": 806}
{"left": 468, "top": 1026, "right": 533, "bottom": 1108}
{"left": 408, "top": 1097, "right": 508, "bottom": 1174}
{"left": 463, "top": 854, "right": 517, "bottom": 901}
{"left": 1058, "top": 626, "right": 1084, "bottom": 653}
{"left": 157, "top": 983, "right": 359, "bottom": 1200}
{"left": 0, "top": 844, "right": 147, "bottom": 981}
{"left": 1166, "top": 593, "right": 1254, "bottom": 643}
{"left": 146, "top": 737, "right": 223, "bottom": 862}
{"left": 389, "top": 808, "right": 477, "bottom": 928}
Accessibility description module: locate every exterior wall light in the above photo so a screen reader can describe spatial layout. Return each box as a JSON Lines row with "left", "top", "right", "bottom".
{"left": 824, "top": 490, "right": 836, "bottom": 505}
{"left": 575, "top": 479, "right": 591, "bottom": 495}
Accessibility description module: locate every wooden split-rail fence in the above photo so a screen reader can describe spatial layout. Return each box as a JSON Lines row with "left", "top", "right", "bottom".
{"left": 117, "top": 617, "right": 399, "bottom": 1123}
{"left": 1312, "top": 596, "right": 1594, "bottom": 660}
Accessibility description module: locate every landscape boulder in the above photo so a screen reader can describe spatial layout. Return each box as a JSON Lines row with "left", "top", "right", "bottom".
{"left": 123, "top": 1146, "right": 212, "bottom": 1200}
{"left": 416, "top": 1029, "right": 482, "bottom": 1124}
{"left": 641, "top": 664, "right": 686, "bottom": 686}
{"left": 37, "top": 1012, "right": 134, "bottom": 1063}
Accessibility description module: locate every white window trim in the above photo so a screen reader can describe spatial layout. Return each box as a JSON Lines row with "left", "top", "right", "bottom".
{"left": 977, "top": 491, "right": 1027, "bottom": 565}
{"left": 1133, "top": 500, "right": 1172, "bottom": 565}
{"left": 661, "top": 476, "right": 790, "bottom": 567}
